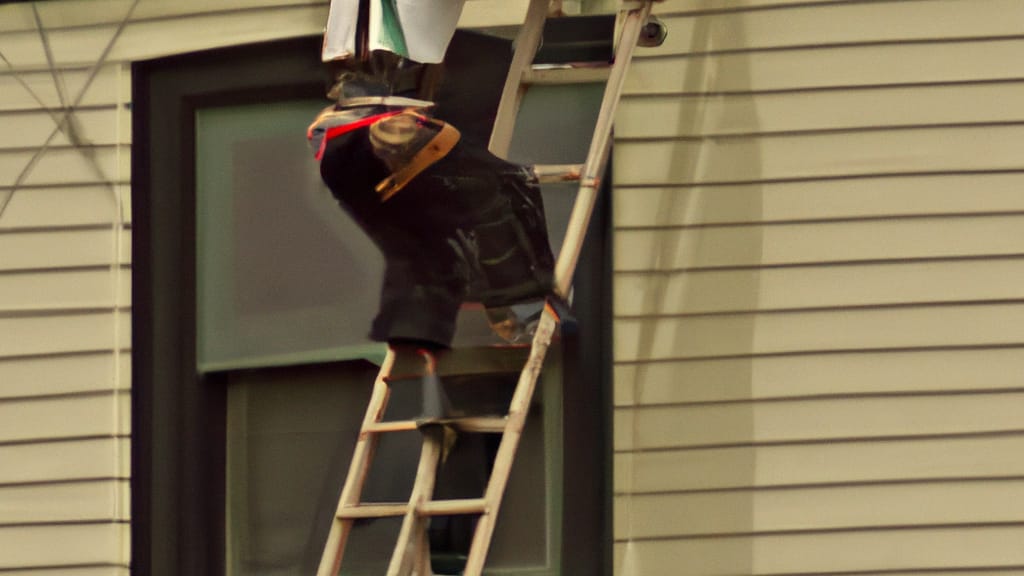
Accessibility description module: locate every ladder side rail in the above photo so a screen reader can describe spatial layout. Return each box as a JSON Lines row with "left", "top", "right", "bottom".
{"left": 552, "top": 2, "right": 653, "bottom": 298}
{"left": 467, "top": 6, "right": 658, "bottom": 574}
{"left": 319, "top": 2, "right": 657, "bottom": 573}
{"left": 462, "top": 309, "right": 559, "bottom": 576}
{"left": 386, "top": 427, "right": 444, "bottom": 576}
{"left": 317, "top": 350, "right": 397, "bottom": 576}
{"left": 487, "top": 0, "right": 550, "bottom": 159}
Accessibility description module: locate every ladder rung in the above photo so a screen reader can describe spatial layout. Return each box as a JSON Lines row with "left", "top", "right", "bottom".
{"left": 523, "top": 65, "right": 611, "bottom": 85}
{"left": 454, "top": 416, "right": 507, "bottom": 433}
{"left": 365, "top": 420, "right": 419, "bottom": 433}
{"left": 365, "top": 416, "right": 507, "bottom": 435}
{"left": 419, "top": 498, "right": 489, "bottom": 516}
{"left": 337, "top": 499, "right": 489, "bottom": 521}
{"left": 338, "top": 503, "right": 408, "bottom": 519}
{"left": 533, "top": 163, "right": 582, "bottom": 183}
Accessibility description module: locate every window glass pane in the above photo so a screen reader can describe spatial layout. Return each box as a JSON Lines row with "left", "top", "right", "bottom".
{"left": 226, "top": 352, "right": 562, "bottom": 575}
{"left": 194, "top": 82, "right": 603, "bottom": 368}
{"left": 195, "top": 100, "right": 387, "bottom": 372}
{"left": 225, "top": 361, "right": 378, "bottom": 575}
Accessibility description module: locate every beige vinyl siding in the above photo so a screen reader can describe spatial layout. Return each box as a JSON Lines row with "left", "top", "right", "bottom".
{"left": 614, "top": 346, "right": 1024, "bottom": 404}
{"left": 646, "top": 2, "right": 1024, "bottom": 54}
{"left": 0, "top": 65, "right": 128, "bottom": 109}
{"left": 2, "top": 480, "right": 130, "bottom": 524}
{"left": 618, "top": 479, "right": 1024, "bottom": 537}
{"left": 0, "top": 438, "right": 131, "bottom": 484}
{"left": 616, "top": 527, "right": 1024, "bottom": 575}
{"left": 623, "top": 39, "right": 1024, "bottom": 94}
{"left": 0, "top": 524, "right": 130, "bottom": 569}
{"left": 0, "top": 269, "right": 131, "bottom": 315}
{"left": 612, "top": 0, "right": 1024, "bottom": 574}
{"left": 0, "top": 570, "right": 128, "bottom": 576}
{"left": 0, "top": 0, "right": 313, "bottom": 572}
{"left": 612, "top": 173, "right": 1024, "bottom": 225}
{"left": 615, "top": 433, "right": 1024, "bottom": 493}
{"left": 0, "top": 55, "right": 132, "bottom": 575}
{"left": 0, "top": 0, "right": 530, "bottom": 34}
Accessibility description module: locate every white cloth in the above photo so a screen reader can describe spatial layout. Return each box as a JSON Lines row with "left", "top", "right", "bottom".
{"left": 322, "top": 0, "right": 467, "bottom": 64}
{"left": 322, "top": 0, "right": 360, "bottom": 62}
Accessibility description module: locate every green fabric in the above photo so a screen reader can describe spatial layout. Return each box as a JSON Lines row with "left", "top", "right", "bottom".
{"left": 378, "top": 0, "right": 408, "bottom": 57}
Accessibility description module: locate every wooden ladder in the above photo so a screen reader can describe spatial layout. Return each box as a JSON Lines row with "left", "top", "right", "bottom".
{"left": 317, "top": 1, "right": 659, "bottom": 574}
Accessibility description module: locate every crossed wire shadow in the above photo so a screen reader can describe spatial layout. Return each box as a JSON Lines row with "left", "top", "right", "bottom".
{"left": 0, "top": 0, "right": 139, "bottom": 223}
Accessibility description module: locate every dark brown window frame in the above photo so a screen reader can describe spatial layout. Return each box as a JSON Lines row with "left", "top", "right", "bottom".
{"left": 131, "top": 30, "right": 612, "bottom": 576}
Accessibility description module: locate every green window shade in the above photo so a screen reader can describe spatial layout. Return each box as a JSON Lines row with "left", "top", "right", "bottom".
{"left": 195, "top": 100, "right": 387, "bottom": 372}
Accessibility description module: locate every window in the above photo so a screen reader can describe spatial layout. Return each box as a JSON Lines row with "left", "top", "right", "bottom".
{"left": 133, "top": 26, "right": 612, "bottom": 576}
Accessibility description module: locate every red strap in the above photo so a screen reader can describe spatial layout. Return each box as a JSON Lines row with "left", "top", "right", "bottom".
{"left": 314, "top": 110, "right": 402, "bottom": 160}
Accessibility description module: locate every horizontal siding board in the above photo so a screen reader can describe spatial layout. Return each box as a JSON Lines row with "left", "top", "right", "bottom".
{"left": 0, "top": 311, "right": 131, "bottom": 358}
{"left": 0, "top": 65, "right": 126, "bottom": 110}
{"left": 0, "top": 0, "right": 525, "bottom": 32}
{"left": 0, "top": 480, "right": 127, "bottom": 524}
{"left": 611, "top": 1, "right": 1024, "bottom": 574}
{"left": 614, "top": 480, "right": 1024, "bottom": 539}
{"left": 0, "top": 438, "right": 128, "bottom": 485}
{"left": 614, "top": 216, "right": 1024, "bottom": 271}
{"left": 36, "top": 0, "right": 1013, "bottom": 69}
{"left": 0, "top": 7, "right": 325, "bottom": 68}
{"left": 0, "top": 228, "right": 131, "bottom": 271}
{"left": 616, "top": 82, "right": 1024, "bottom": 139}
{"left": 612, "top": 173, "right": 1024, "bottom": 227}
{"left": 615, "top": 303, "right": 1024, "bottom": 362}
{"left": 107, "top": 7, "right": 325, "bottom": 63}
{"left": 0, "top": 565, "right": 128, "bottom": 573}
{"left": 612, "top": 526, "right": 1024, "bottom": 575}
{"left": 613, "top": 125, "right": 1024, "bottom": 187}
{"left": 2, "top": 0, "right": 326, "bottom": 31}
{"left": 0, "top": 69, "right": 59, "bottom": 111}
{"left": 613, "top": 258, "right": 1024, "bottom": 316}
{"left": 645, "top": 1, "right": 1024, "bottom": 58}
{"left": 0, "top": 351, "right": 130, "bottom": 399}
{"left": 459, "top": 0, "right": 532, "bottom": 27}
{"left": 0, "top": 107, "right": 129, "bottom": 149}
{"left": 620, "top": 301, "right": 1024, "bottom": 361}
{"left": 623, "top": 40, "right": 1024, "bottom": 95}
{"left": 650, "top": 0, "right": 887, "bottom": 17}
{"left": 0, "top": 185, "right": 128, "bottom": 230}
{"left": 132, "top": 0, "right": 326, "bottom": 21}
{"left": 613, "top": 347, "right": 1024, "bottom": 406}
{"left": 614, "top": 434, "right": 1024, "bottom": 494}
{"left": 0, "top": 268, "right": 131, "bottom": 313}
{"left": 0, "top": 523, "right": 126, "bottom": 569}
{"left": 0, "top": 146, "right": 130, "bottom": 187}
{"left": 614, "top": 391, "right": 1024, "bottom": 451}
{"left": 0, "top": 28, "right": 47, "bottom": 70}
{"left": 0, "top": 3, "right": 34, "bottom": 31}
{"left": 0, "top": 393, "right": 130, "bottom": 444}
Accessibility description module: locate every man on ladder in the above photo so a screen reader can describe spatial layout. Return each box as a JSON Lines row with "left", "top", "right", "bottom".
{"left": 309, "top": 1, "right": 665, "bottom": 574}
{"left": 308, "top": 0, "right": 557, "bottom": 355}
{"left": 308, "top": 2, "right": 559, "bottom": 573}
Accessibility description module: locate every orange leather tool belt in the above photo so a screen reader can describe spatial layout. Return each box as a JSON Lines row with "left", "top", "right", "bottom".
{"left": 374, "top": 113, "right": 461, "bottom": 202}
{"left": 307, "top": 106, "right": 460, "bottom": 202}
